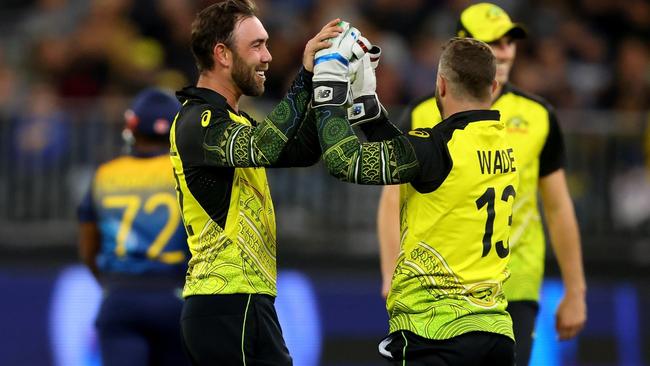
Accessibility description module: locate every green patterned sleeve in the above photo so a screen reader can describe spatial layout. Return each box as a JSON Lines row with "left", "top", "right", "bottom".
{"left": 203, "top": 68, "right": 313, "bottom": 167}
{"left": 315, "top": 105, "right": 421, "bottom": 185}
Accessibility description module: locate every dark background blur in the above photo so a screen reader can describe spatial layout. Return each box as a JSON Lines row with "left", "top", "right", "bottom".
{"left": 0, "top": 0, "right": 649, "bottom": 365}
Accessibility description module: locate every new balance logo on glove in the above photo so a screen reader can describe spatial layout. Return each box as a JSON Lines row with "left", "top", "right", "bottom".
{"left": 312, "top": 21, "right": 371, "bottom": 108}
{"left": 314, "top": 86, "right": 333, "bottom": 103}
{"left": 348, "top": 103, "right": 365, "bottom": 119}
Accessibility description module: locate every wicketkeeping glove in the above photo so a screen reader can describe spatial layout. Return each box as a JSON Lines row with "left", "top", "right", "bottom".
{"left": 312, "top": 21, "right": 371, "bottom": 107}
{"left": 346, "top": 45, "right": 386, "bottom": 126}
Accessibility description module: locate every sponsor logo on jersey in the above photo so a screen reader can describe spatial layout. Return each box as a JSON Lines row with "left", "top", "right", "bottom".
{"left": 408, "top": 129, "right": 430, "bottom": 138}
{"left": 506, "top": 116, "right": 529, "bottom": 133}
{"left": 201, "top": 110, "right": 212, "bottom": 127}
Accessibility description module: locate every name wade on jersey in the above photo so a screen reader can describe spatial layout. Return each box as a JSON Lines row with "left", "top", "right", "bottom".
{"left": 476, "top": 148, "right": 516, "bottom": 175}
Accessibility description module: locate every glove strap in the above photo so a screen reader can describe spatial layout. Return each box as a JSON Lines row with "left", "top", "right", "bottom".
{"left": 347, "top": 94, "right": 384, "bottom": 126}
{"left": 313, "top": 81, "right": 350, "bottom": 107}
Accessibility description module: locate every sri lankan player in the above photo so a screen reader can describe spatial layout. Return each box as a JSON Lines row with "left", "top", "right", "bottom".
{"left": 78, "top": 88, "right": 189, "bottom": 366}
{"left": 312, "top": 30, "right": 518, "bottom": 364}
{"left": 377, "top": 4, "right": 587, "bottom": 365}
{"left": 170, "top": 1, "right": 343, "bottom": 364}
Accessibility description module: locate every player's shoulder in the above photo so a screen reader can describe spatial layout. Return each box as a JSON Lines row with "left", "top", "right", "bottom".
{"left": 237, "top": 110, "right": 258, "bottom": 125}
{"left": 402, "top": 92, "right": 442, "bottom": 130}
{"left": 501, "top": 83, "right": 555, "bottom": 113}
{"left": 95, "top": 156, "right": 135, "bottom": 178}
{"left": 177, "top": 86, "right": 228, "bottom": 109}
{"left": 176, "top": 87, "right": 230, "bottom": 123}
{"left": 407, "top": 93, "right": 438, "bottom": 117}
{"left": 407, "top": 92, "right": 436, "bottom": 111}
{"left": 97, "top": 155, "right": 133, "bottom": 169}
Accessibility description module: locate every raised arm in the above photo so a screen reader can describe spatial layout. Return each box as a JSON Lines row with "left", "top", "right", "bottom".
{"left": 315, "top": 106, "right": 419, "bottom": 184}
{"left": 189, "top": 20, "right": 344, "bottom": 168}
{"left": 196, "top": 67, "right": 314, "bottom": 167}
{"left": 267, "top": 19, "right": 347, "bottom": 167}
{"left": 273, "top": 108, "right": 321, "bottom": 167}
{"left": 310, "top": 25, "right": 420, "bottom": 184}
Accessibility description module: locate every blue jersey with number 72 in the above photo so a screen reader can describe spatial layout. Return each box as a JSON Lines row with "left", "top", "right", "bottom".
{"left": 78, "top": 153, "right": 189, "bottom": 275}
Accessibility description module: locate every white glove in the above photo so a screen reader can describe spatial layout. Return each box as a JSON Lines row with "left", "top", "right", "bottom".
{"left": 312, "top": 22, "right": 370, "bottom": 107}
{"left": 347, "top": 45, "right": 386, "bottom": 125}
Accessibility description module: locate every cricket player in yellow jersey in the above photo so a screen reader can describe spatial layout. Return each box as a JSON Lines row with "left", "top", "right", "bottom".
{"left": 377, "top": 3, "right": 587, "bottom": 365}
{"left": 170, "top": 1, "right": 345, "bottom": 364}
{"left": 311, "top": 30, "right": 518, "bottom": 364}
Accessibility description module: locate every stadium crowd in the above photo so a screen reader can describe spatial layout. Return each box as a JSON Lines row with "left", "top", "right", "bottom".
{"left": 0, "top": 0, "right": 648, "bottom": 113}
{"left": 0, "top": 0, "right": 648, "bottom": 228}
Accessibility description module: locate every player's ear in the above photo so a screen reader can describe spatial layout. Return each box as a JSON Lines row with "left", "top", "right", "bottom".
{"left": 436, "top": 74, "right": 447, "bottom": 98}
{"left": 491, "top": 79, "right": 498, "bottom": 96}
{"left": 214, "top": 43, "right": 231, "bottom": 68}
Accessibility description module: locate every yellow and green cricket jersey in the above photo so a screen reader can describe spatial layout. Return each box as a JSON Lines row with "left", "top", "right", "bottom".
{"left": 405, "top": 84, "right": 566, "bottom": 302}
{"left": 170, "top": 93, "right": 277, "bottom": 297}
{"left": 385, "top": 110, "right": 518, "bottom": 340}
{"left": 314, "top": 103, "right": 520, "bottom": 340}
{"left": 169, "top": 69, "right": 318, "bottom": 298}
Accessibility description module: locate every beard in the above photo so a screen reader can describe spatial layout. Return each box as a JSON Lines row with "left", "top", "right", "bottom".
{"left": 232, "top": 51, "right": 265, "bottom": 97}
{"left": 434, "top": 88, "right": 444, "bottom": 119}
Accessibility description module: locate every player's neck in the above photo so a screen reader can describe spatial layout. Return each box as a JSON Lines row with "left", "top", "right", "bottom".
{"left": 441, "top": 99, "right": 492, "bottom": 119}
{"left": 197, "top": 71, "right": 242, "bottom": 112}
{"left": 492, "top": 83, "right": 504, "bottom": 104}
{"left": 133, "top": 142, "right": 168, "bottom": 156}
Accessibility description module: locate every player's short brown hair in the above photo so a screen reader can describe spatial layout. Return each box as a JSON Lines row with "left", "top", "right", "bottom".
{"left": 190, "top": 0, "right": 257, "bottom": 73}
{"left": 439, "top": 37, "right": 496, "bottom": 101}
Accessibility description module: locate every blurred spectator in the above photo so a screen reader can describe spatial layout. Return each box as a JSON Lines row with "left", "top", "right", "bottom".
{"left": 10, "top": 83, "right": 70, "bottom": 171}
{"left": 598, "top": 37, "right": 650, "bottom": 111}
{"left": 360, "top": 0, "right": 436, "bottom": 40}
{"left": 0, "top": 0, "right": 646, "bottom": 117}
{"left": 560, "top": 18, "right": 609, "bottom": 106}
{"left": 404, "top": 34, "right": 444, "bottom": 101}
{"left": 130, "top": 0, "right": 197, "bottom": 85}
{"left": 8, "top": 82, "right": 71, "bottom": 219}
{"left": 15, "top": 0, "right": 88, "bottom": 43}
{"left": 511, "top": 38, "right": 580, "bottom": 108}
{"left": 0, "top": 50, "right": 16, "bottom": 111}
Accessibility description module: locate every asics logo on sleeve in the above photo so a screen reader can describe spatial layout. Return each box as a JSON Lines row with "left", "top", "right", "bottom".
{"left": 408, "top": 129, "right": 430, "bottom": 138}
{"left": 200, "top": 110, "right": 211, "bottom": 127}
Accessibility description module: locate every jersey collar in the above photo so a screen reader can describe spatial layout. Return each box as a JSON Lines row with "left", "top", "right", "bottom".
{"left": 131, "top": 148, "right": 168, "bottom": 158}
{"left": 444, "top": 109, "right": 500, "bottom": 125}
{"left": 176, "top": 86, "right": 230, "bottom": 110}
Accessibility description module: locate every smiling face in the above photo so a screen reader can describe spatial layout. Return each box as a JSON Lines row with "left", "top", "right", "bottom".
{"left": 487, "top": 35, "right": 516, "bottom": 85}
{"left": 230, "top": 16, "right": 272, "bottom": 96}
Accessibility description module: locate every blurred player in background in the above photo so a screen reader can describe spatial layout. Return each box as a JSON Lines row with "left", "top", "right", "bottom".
{"left": 77, "top": 88, "right": 189, "bottom": 366}
{"left": 170, "top": 0, "right": 341, "bottom": 364}
{"left": 310, "top": 26, "right": 517, "bottom": 364}
{"left": 377, "top": 3, "right": 587, "bottom": 365}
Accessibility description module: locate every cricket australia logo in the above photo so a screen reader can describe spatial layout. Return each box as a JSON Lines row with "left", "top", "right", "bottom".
{"left": 506, "top": 115, "right": 529, "bottom": 133}
{"left": 314, "top": 86, "right": 333, "bottom": 103}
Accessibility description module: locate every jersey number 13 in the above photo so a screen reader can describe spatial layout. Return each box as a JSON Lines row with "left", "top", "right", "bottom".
{"left": 475, "top": 185, "right": 516, "bottom": 258}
